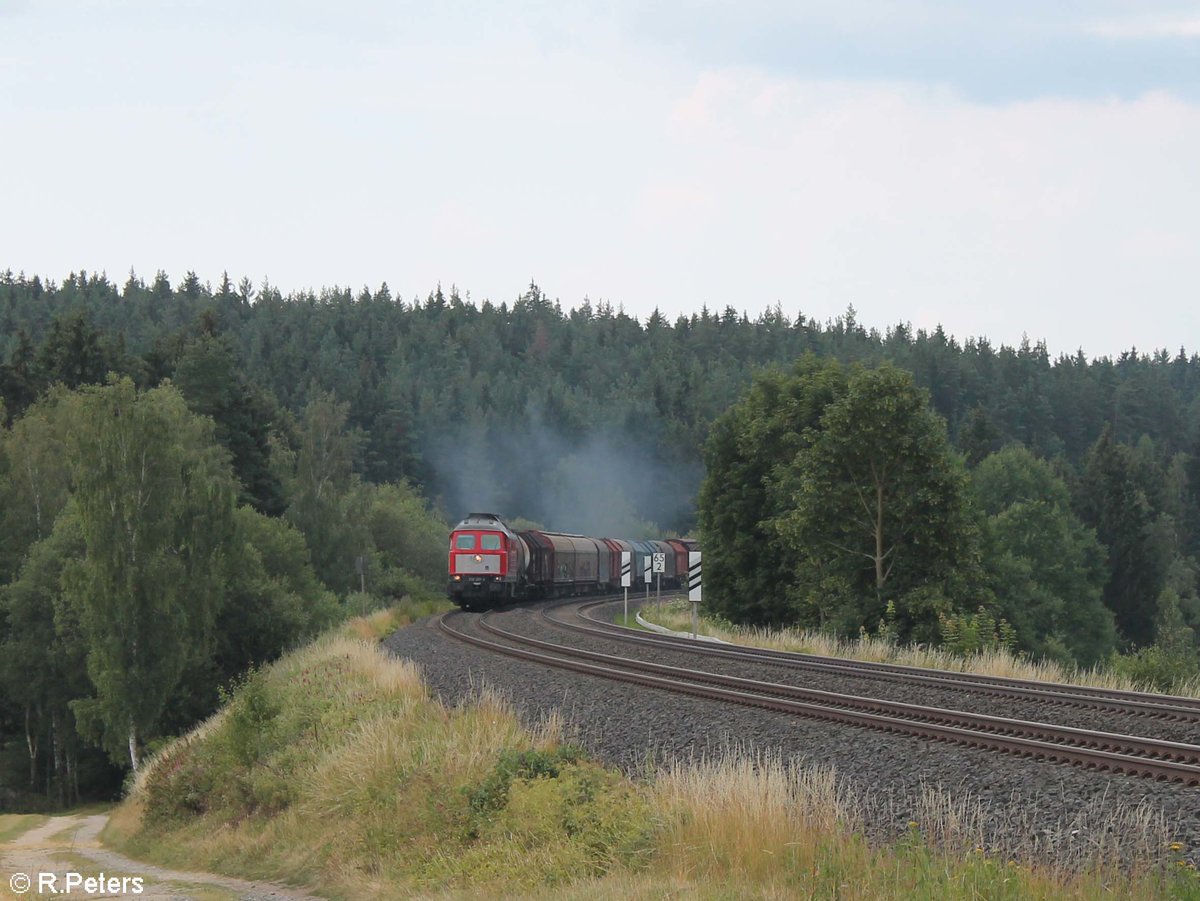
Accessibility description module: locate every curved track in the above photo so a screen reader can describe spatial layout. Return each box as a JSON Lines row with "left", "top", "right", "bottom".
{"left": 438, "top": 599, "right": 1200, "bottom": 786}
{"left": 555, "top": 599, "right": 1200, "bottom": 721}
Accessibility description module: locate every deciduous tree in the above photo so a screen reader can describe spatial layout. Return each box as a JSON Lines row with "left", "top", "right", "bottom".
{"left": 62, "top": 378, "right": 237, "bottom": 771}
{"left": 774, "top": 365, "right": 979, "bottom": 640}
{"left": 972, "top": 446, "right": 1114, "bottom": 665}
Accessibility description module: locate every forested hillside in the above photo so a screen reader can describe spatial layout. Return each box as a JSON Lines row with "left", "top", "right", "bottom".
{"left": 1, "top": 267, "right": 1198, "bottom": 806}
{"left": 3, "top": 270, "right": 1197, "bottom": 534}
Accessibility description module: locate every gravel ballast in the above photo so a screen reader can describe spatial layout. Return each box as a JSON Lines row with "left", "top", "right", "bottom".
{"left": 383, "top": 605, "right": 1200, "bottom": 869}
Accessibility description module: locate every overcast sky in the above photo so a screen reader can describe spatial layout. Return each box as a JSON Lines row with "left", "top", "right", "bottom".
{"left": 2, "top": 1, "right": 1198, "bottom": 358}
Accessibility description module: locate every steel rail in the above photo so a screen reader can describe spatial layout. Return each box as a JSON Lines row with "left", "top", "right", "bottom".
{"left": 437, "top": 609, "right": 1200, "bottom": 785}
{"left": 544, "top": 599, "right": 1200, "bottom": 721}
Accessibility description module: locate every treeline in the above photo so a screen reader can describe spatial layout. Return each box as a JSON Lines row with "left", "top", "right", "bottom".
{"left": 4, "top": 270, "right": 1197, "bottom": 534}
{"left": 701, "top": 358, "right": 1200, "bottom": 677}
{"left": 0, "top": 330, "right": 448, "bottom": 807}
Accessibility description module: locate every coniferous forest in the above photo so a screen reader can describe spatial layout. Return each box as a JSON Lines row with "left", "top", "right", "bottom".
{"left": 2, "top": 267, "right": 1199, "bottom": 805}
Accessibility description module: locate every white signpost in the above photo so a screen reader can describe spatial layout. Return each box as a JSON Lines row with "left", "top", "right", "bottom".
{"left": 652, "top": 552, "right": 665, "bottom": 604}
{"left": 643, "top": 555, "right": 652, "bottom": 598}
{"left": 620, "top": 551, "right": 632, "bottom": 624}
{"left": 688, "top": 551, "right": 702, "bottom": 638}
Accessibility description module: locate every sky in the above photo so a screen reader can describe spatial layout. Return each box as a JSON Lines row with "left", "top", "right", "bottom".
{"left": 1, "top": 1, "right": 1198, "bottom": 358}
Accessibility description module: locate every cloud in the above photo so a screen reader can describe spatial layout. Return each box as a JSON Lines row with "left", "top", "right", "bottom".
{"left": 623, "top": 72, "right": 1200, "bottom": 355}
{"left": 1087, "top": 16, "right": 1200, "bottom": 39}
{"left": 2, "top": 3, "right": 1198, "bottom": 358}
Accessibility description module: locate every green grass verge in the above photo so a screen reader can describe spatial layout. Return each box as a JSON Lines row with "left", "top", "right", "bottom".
{"left": 0, "top": 813, "right": 48, "bottom": 843}
{"left": 100, "top": 604, "right": 1200, "bottom": 900}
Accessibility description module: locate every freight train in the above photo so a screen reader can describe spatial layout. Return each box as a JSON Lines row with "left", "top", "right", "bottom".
{"left": 448, "top": 513, "right": 697, "bottom": 610}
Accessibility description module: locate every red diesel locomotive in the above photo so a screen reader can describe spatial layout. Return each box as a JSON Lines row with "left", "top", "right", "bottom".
{"left": 447, "top": 513, "right": 696, "bottom": 610}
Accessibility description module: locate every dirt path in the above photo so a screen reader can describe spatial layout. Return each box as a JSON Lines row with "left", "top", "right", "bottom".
{"left": 1, "top": 814, "right": 319, "bottom": 900}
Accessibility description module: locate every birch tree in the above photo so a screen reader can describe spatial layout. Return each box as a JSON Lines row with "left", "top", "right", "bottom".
{"left": 62, "top": 378, "right": 236, "bottom": 771}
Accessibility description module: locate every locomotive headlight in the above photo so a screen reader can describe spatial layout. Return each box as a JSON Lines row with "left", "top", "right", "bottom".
{"left": 474, "top": 554, "right": 483, "bottom": 562}
{"left": 453, "top": 575, "right": 461, "bottom": 581}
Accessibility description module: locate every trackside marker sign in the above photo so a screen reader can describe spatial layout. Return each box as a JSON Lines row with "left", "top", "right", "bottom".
{"left": 688, "top": 552, "right": 702, "bottom": 601}
{"left": 620, "top": 551, "right": 631, "bottom": 588}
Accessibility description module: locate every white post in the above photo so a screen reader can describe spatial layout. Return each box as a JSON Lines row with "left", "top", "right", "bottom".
{"left": 620, "top": 551, "right": 631, "bottom": 625}
{"left": 688, "top": 551, "right": 702, "bottom": 640}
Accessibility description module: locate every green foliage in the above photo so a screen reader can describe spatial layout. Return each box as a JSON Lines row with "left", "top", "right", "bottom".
{"left": 216, "top": 506, "right": 340, "bottom": 676}
{"left": 972, "top": 446, "right": 1116, "bottom": 665}
{"left": 1075, "top": 427, "right": 1171, "bottom": 647}
{"left": 774, "top": 365, "right": 980, "bottom": 641}
{"left": 467, "top": 746, "right": 584, "bottom": 822}
{"left": 938, "top": 607, "right": 1018, "bottom": 656}
{"left": 1109, "top": 587, "right": 1200, "bottom": 691}
{"left": 0, "top": 387, "right": 76, "bottom": 582}
{"left": 364, "top": 481, "right": 449, "bottom": 591}
{"left": 3, "top": 270, "right": 1200, "bottom": 808}
{"left": 221, "top": 668, "right": 283, "bottom": 770}
{"left": 0, "top": 510, "right": 106, "bottom": 803}
{"left": 62, "top": 378, "right": 238, "bottom": 769}
{"left": 36, "top": 312, "right": 129, "bottom": 393}
{"left": 1109, "top": 643, "right": 1200, "bottom": 693}
{"left": 698, "top": 356, "right": 848, "bottom": 625}
{"left": 461, "top": 749, "right": 655, "bottom": 882}
{"left": 278, "top": 392, "right": 373, "bottom": 595}
{"left": 172, "top": 335, "right": 285, "bottom": 515}
{"left": 143, "top": 668, "right": 292, "bottom": 825}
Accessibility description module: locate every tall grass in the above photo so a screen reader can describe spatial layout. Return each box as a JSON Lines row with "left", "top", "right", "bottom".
{"left": 642, "top": 598, "right": 1200, "bottom": 697}
{"left": 103, "top": 604, "right": 1199, "bottom": 900}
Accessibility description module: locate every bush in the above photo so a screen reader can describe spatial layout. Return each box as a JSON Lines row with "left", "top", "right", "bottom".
{"left": 938, "top": 607, "right": 1018, "bottom": 656}
{"left": 1109, "top": 643, "right": 1200, "bottom": 692}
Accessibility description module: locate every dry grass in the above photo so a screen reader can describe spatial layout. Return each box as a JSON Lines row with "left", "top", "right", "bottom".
{"left": 641, "top": 745, "right": 1185, "bottom": 896}
{"left": 100, "top": 605, "right": 1198, "bottom": 900}
{"left": 643, "top": 598, "right": 1200, "bottom": 697}
{"left": 652, "top": 750, "right": 856, "bottom": 885}
{"left": 338, "top": 593, "right": 453, "bottom": 642}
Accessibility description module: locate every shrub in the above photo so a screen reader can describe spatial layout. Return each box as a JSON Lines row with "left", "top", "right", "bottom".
{"left": 938, "top": 607, "right": 1018, "bottom": 656}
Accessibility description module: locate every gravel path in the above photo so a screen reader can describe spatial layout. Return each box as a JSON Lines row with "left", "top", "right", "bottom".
{"left": 384, "top": 606, "right": 1200, "bottom": 870}
{"left": 0, "top": 814, "right": 317, "bottom": 901}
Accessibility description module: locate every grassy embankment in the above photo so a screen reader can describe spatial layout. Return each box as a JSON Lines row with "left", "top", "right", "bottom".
{"left": 102, "top": 597, "right": 1199, "bottom": 899}
{"left": 640, "top": 597, "right": 1200, "bottom": 697}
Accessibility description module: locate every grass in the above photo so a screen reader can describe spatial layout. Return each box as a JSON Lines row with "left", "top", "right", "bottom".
{"left": 0, "top": 813, "right": 48, "bottom": 843}
{"left": 640, "top": 598, "right": 1200, "bottom": 698}
{"left": 100, "top": 602, "right": 1200, "bottom": 900}
{"left": 338, "top": 592, "right": 453, "bottom": 642}
{"left": 614, "top": 610, "right": 649, "bottom": 630}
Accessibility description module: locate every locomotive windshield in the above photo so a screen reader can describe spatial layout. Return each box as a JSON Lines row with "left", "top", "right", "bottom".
{"left": 455, "top": 534, "right": 476, "bottom": 549}
{"left": 480, "top": 534, "right": 502, "bottom": 550}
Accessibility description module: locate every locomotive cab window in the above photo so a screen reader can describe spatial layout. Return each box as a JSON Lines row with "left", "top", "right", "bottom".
{"left": 455, "top": 534, "right": 476, "bottom": 550}
{"left": 480, "top": 534, "right": 502, "bottom": 550}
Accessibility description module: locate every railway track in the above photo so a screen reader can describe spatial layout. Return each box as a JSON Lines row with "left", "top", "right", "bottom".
{"left": 438, "top": 601, "right": 1200, "bottom": 786}
{"left": 554, "top": 599, "right": 1200, "bottom": 722}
